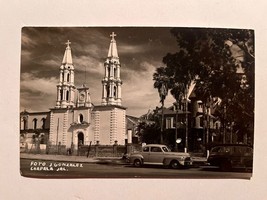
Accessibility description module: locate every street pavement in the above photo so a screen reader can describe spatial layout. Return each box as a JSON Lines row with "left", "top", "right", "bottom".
{"left": 20, "top": 153, "right": 207, "bottom": 167}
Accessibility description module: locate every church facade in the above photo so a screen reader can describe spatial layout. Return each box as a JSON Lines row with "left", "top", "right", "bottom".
{"left": 20, "top": 33, "right": 127, "bottom": 151}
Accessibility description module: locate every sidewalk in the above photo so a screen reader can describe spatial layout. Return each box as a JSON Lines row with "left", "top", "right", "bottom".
{"left": 20, "top": 153, "right": 126, "bottom": 165}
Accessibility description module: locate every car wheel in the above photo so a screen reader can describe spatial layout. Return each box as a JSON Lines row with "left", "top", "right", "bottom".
{"left": 133, "top": 159, "right": 142, "bottom": 167}
{"left": 170, "top": 160, "right": 180, "bottom": 169}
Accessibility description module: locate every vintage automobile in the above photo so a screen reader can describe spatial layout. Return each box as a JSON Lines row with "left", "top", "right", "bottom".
{"left": 128, "top": 144, "right": 192, "bottom": 169}
{"left": 206, "top": 144, "right": 253, "bottom": 171}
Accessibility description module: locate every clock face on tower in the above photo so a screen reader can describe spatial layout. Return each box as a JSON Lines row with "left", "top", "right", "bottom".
{"left": 79, "top": 93, "right": 85, "bottom": 101}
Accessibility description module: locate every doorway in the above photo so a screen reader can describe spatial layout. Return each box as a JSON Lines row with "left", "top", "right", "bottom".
{"left": 78, "top": 132, "right": 84, "bottom": 146}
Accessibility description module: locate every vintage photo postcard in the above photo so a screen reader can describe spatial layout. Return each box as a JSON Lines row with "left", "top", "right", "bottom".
{"left": 20, "top": 27, "right": 254, "bottom": 179}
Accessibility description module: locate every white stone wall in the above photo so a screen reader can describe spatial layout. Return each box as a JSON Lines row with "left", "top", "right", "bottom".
{"left": 73, "top": 109, "right": 91, "bottom": 124}
{"left": 49, "top": 110, "right": 67, "bottom": 145}
{"left": 92, "top": 111, "right": 100, "bottom": 144}
{"left": 93, "top": 106, "right": 126, "bottom": 145}
{"left": 115, "top": 108, "right": 126, "bottom": 145}
{"left": 97, "top": 110, "right": 111, "bottom": 145}
{"left": 49, "top": 108, "right": 94, "bottom": 149}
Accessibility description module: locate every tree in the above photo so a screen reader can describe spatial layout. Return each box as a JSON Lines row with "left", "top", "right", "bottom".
{"left": 137, "top": 121, "right": 161, "bottom": 144}
{"left": 137, "top": 107, "right": 162, "bottom": 144}
{"left": 155, "top": 28, "right": 254, "bottom": 145}
{"left": 153, "top": 67, "right": 169, "bottom": 144}
{"left": 137, "top": 107, "right": 177, "bottom": 146}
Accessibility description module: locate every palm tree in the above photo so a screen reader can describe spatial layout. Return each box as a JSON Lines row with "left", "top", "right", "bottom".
{"left": 153, "top": 67, "right": 169, "bottom": 144}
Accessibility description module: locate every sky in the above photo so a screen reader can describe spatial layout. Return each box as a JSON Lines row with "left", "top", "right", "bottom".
{"left": 20, "top": 27, "right": 179, "bottom": 117}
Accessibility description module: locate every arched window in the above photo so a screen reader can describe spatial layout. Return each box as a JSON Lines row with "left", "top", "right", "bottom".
{"left": 107, "top": 66, "right": 110, "bottom": 77}
{"left": 79, "top": 114, "right": 83, "bottom": 123}
{"left": 67, "top": 73, "right": 70, "bottom": 82}
{"left": 60, "top": 89, "right": 63, "bottom": 100}
{"left": 106, "top": 85, "right": 110, "bottom": 98}
{"left": 66, "top": 90, "right": 69, "bottom": 101}
{"left": 114, "top": 86, "right": 117, "bottom": 98}
{"left": 61, "top": 71, "right": 64, "bottom": 81}
{"left": 41, "top": 118, "right": 46, "bottom": 129}
{"left": 33, "top": 118, "right": 37, "bottom": 129}
{"left": 23, "top": 117, "right": 27, "bottom": 130}
{"left": 39, "top": 134, "right": 45, "bottom": 144}
{"left": 114, "top": 67, "right": 117, "bottom": 78}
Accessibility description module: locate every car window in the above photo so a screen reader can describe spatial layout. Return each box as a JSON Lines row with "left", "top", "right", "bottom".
{"left": 231, "top": 146, "right": 253, "bottom": 154}
{"left": 211, "top": 147, "right": 221, "bottom": 152}
{"left": 162, "top": 147, "right": 170, "bottom": 152}
{"left": 143, "top": 147, "right": 149, "bottom": 152}
{"left": 211, "top": 146, "right": 253, "bottom": 154}
{"left": 151, "top": 147, "right": 162, "bottom": 152}
{"left": 211, "top": 146, "right": 232, "bottom": 153}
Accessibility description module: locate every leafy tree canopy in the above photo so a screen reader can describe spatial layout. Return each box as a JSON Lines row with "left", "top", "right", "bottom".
{"left": 154, "top": 28, "right": 254, "bottom": 135}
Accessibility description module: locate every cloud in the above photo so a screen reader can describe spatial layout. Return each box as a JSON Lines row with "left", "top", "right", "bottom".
{"left": 119, "top": 44, "right": 149, "bottom": 55}
{"left": 21, "top": 50, "right": 32, "bottom": 64}
{"left": 40, "top": 57, "right": 61, "bottom": 67}
{"left": 20, "top": 90, "right": 53, "bottom": 112}
{"left": 21, "top": 31, "right": 37, "bottom": 48}
{"left": 74, "top": 55, "right": 104, "bottom": 75}
{"left": 20, "top": 73, "right": 58, "bottom": 111}
{"left": 21, "top": 73, "right": 57, "bottom": 94}
{"left": 122, "top": 61, "right": 175, "bottom": 116}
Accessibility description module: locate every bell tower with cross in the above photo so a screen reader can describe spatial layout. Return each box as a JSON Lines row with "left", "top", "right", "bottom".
{"left": 101, "top": 32, "right": 123, "bottom": 106}
{"left": 94, "top": 32, "right": 126, "bottom": 145}
{"left": 55, "top": 40, "right": 76, "bottom": 108}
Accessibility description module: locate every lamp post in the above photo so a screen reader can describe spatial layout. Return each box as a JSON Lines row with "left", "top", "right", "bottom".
{"left": 174, "top": 102, "right": 179, "bottom": 151}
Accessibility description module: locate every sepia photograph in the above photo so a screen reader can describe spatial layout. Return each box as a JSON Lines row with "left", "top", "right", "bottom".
{"left": 20, "top": 27, "right": 254, "bottom": 179}
{"left": 2, "top": 0, "right": 267, "bottom": 199}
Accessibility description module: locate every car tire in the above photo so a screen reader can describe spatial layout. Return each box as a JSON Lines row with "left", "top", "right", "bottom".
{"left": 133, "top": 159, "right": 142, "bottom": 167}
{"left": 220, "top": 161, "right": 231, "bottom": 171}
{"left": 170, "top": 160, "right": 180, "bottom": 169}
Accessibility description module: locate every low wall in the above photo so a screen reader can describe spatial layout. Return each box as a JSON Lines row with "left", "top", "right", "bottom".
{"left": 20, "top": 142, "right": 142, "bottom": 157}
{"left": 77, "top": 145, "right": 127, "bottom": 157}
{"left": 20, "top": 143, "right": 67, "bottom": 155}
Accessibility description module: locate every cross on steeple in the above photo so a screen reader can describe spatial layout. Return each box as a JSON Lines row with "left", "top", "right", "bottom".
{"left": 65, "top": 40, "right": 71, "bottom": 47}
{"left": 110, "top": 32, "right": 117, "bottom": 41}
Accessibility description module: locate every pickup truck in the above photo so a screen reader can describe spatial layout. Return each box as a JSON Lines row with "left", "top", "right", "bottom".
{"left": 129, "top": 144, "right": 192, "bottom": 169}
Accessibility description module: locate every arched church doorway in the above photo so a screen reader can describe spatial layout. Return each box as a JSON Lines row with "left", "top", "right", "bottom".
{"left": 78, "top": 132, "right": 84, "bottom": 147}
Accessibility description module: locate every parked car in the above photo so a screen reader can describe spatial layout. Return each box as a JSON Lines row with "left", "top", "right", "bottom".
{"left": 206, "top": 144, "right": 253, "bottom": 171}
{"left": 128, "top": 144, "right": 192, "bottom": 169}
